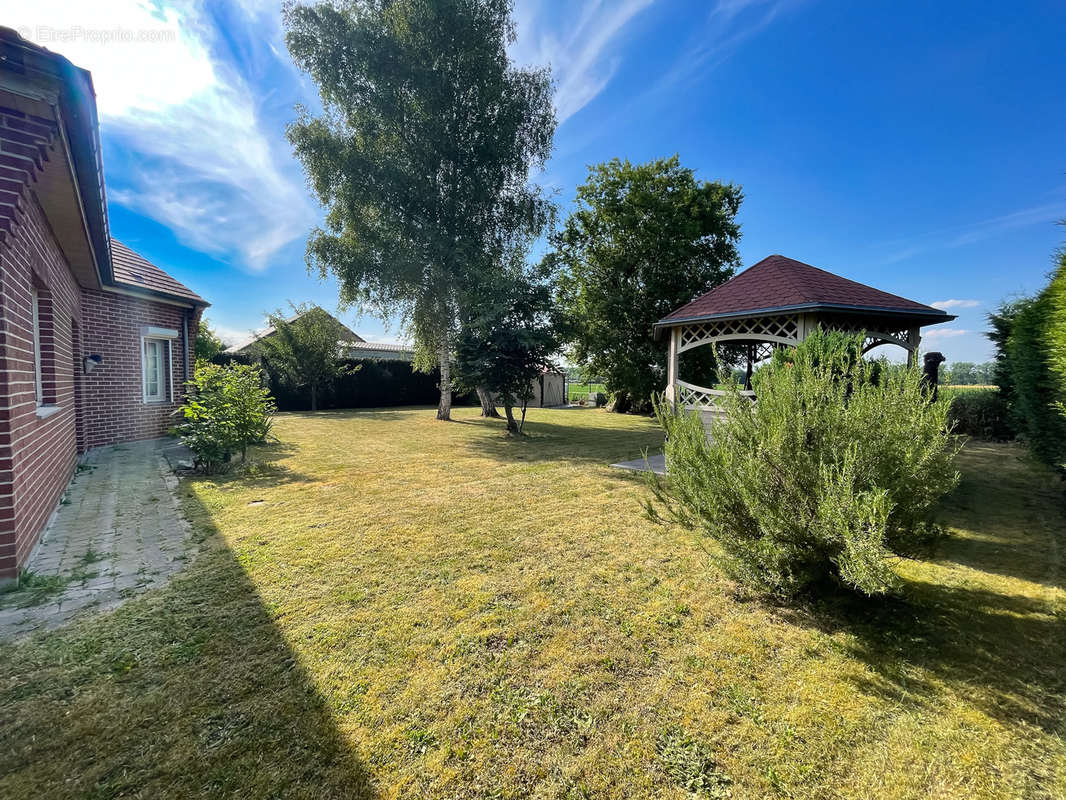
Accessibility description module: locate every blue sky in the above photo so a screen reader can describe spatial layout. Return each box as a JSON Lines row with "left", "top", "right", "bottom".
{"left": 7, "top": 0, "right": 1066, "bottom": 362}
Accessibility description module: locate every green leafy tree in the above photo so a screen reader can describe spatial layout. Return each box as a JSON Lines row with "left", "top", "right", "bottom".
{"left": 647, "top": 330, "right": 960, "bottom": 598}
{"left": 259, "top": 304, "right": 357, "bottom": 412}
{"left": 194, "top": 318, "right": 226, "bottom": 362}
{"left": 285, "top": 0, "right": 555, "bottom": 420}
{"left": 552, "top": 155, "right": 742, "bottom": 413}
{"left": 456, "top": 265, "right": 560, "bottom": 435}
{"left": 945, "top": 361, "right": 978, "bottom": 385}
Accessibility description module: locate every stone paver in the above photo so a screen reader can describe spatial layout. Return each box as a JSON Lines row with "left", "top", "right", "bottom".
{"left": 0, "top": 438, "right": 195, "bottom": 639}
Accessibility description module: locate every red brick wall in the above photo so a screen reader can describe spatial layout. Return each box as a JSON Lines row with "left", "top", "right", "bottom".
{"left": 0, "top": 192, "right": 81, "bottom": 581}
{"left": 80, "top": 289, "right": 198, "bottom": 450}
{"left": 0, "top": 102, "right": 204, "bottom": 581}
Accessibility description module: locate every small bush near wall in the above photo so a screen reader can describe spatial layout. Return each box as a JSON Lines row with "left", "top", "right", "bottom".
{"left": 946, "top": 389, "right": 1014, "bottom": 440}
{"left": 176, "top": 362, "right": 276, "bottom": 473}
{"left": 647, "top": 330, "right": 961, "bottom": 599}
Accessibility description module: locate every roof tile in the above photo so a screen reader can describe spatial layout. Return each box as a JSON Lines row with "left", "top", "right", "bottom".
{"left": 661, "top": 255, "right": 946, "bottom": 323}
{"left": 110, "top": 240, "right": 207, "bottom": 305}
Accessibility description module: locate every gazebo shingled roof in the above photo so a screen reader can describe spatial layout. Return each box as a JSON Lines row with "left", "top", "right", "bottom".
{"left": 657, "top": 255, "right": 952, "bottom": 327}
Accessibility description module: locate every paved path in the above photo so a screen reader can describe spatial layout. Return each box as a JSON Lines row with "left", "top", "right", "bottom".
{"left": 610, "top": 452, "right": 666, "bottom": 474}
{"left": 0, "top": 438, "right": 195, "bottom": 639}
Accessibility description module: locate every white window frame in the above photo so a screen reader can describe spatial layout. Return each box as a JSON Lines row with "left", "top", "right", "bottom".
{"left": 140, "top": 327, "right": 179, "bottom": 404}
{"left": 31, "top": 289, "right": 43, "bottom": 406}
{"left": 141, "top": 338, "right": 168, "bottom": 403}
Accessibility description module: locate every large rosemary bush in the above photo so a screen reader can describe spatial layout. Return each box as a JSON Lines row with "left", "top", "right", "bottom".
{"left": 647, "top": 330, "right": 960, "bottom": 597}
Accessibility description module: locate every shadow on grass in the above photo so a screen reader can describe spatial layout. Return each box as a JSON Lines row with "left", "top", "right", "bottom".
{"left": 455, "top": 411, "right": 665, "bottom": 467}
{"left": 0, "top": 480, "right": 375, "bottom": 798}
{"left": 773, "top": 442, "right": 1066, "bottom": 737}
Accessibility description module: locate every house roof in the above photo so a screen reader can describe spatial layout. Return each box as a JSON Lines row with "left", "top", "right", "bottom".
{"left": 110, "top": 240, "right": 207, "bottom": 306}
{"left": 657, "top": 254, "right": 953, "bottom": 327}
{"left": 226, "top": 307, "right": 364, "bottom": 353}
{"left": 344, "top": 341, "right": 413, "bottom": 360}
{"left": 0, "top": 26, "right": 112, "bottom": 288}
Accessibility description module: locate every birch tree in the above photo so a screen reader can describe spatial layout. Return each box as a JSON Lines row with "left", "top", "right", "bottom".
{"left": 285, "top": 0, "right": 555, "bottom": 419}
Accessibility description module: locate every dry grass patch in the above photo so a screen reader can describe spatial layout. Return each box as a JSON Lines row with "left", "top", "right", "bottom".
{"left": 0, "top": 408, "right": 1063, "bottom": 798}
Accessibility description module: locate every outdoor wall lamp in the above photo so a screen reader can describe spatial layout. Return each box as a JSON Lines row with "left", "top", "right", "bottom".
{"left": 83, "top": 354, "right": 102, "bottom": 374}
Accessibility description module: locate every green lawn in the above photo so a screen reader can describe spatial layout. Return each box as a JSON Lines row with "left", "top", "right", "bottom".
{"left": 1, "top": 407, "right": 1063, "bottom": 798}
{"left": 568, "top": 382, "right": 606, "bottom": 402}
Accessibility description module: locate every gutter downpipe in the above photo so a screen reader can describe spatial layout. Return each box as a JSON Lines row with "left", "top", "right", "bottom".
{"left": 182, "top": 311, "right": 191, "bottom": 385}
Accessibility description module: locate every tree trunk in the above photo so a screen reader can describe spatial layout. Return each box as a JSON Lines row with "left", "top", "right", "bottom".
{"left": 518, "top": 398, "right": 528, "bottom": 435}
{"left": 502, "top": 399, "right": 519, "bottom": 435}
{"left": 476, "top": 387, "right": 500, "bottom": 418}
{"left": 437, "top": 334, "right": 452, "bottom": 421}
{"left": 310, "top": 383, "right": 318, "bottom": 412}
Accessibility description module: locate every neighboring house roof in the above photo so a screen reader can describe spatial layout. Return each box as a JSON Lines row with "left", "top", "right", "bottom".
{"left": 343, "top": 341, "right": 414, "bottom": 361}
{"left": 110, "top": 240, "right": 207, "bottom": 306}
{"left": 226, "top": 307, "right": 364, "bottom": 353}
{"left": 657, "top": 254, "right": 953, "bottom": 326}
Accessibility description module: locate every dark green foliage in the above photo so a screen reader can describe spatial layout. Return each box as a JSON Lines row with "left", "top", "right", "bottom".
{"left": 177, "top": 363, "right": 277, "bottom": 473}
{"left": 258, "top": 304, "right": 357, "bottom": 411}
{"left": 284, "top": 0, "right": 555, "bottom": 419}
{"left": 647, "top": 331, "right": 961, "bottom": 598}
{"left": 194, "top": 319, "right": 226, "bottom": 362}
{"left": 456, "top": 268, "right": 560, "bottom": 434}
{"left": 270, "top": 358, "right": 470, "bottom": 411}
{"left": 992, "top": 251, "right": 1066, "bottom": 467}
{"left": 946, "top": 389, "right": 1014, "bottom": 440}
{"left": 552, "top": 155, "right": 742, "bottom": 414}
{"left": 987, "top": 300, "right": 1022, "bottom": 405}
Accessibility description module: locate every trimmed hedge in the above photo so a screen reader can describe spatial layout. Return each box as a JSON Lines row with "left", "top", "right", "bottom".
{"left": 995, "top": 250, "right": 1066, "bottom": 467}
{"left": 945, "top": 389, "right": 1014, "bottom": 441}
{"left": 214, "top": 354, "right": 475, "bottom": 412}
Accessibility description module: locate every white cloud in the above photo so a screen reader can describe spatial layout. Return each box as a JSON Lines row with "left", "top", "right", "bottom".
{"left": 879, "top": 200, "right": 1066, "bottom": 264}
{"left": 655, "top": 0, "right": 804, "bottom": 92}
{"left": 931, "top": 299, "right": 981, "bottom": 310}
{"left": 510, "top": 0, "right": 656, "bottom": 123}
{"left": 6, "top": 0, "right": 315, "bottom": 269}
{"left": 923, "top": 327, "right": 972, "bottom": 340}
{"left": 209, "top": 322, "right": 257, "bottom": 348}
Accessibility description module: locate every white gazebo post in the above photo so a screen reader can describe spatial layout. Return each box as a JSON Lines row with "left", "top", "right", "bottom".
{"left": 907, "top": 326, "right": 921, "bottom": 368}
{"left": 666, "top": 327, "right": 679, "bottom": 408}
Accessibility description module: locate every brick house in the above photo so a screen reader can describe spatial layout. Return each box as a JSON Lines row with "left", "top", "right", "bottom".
{"left": 0, "top": 29, "right": 208, "bottom": 583}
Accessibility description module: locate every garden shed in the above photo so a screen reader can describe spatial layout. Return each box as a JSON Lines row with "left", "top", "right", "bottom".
{"left": 654, "top": 255, "right": 955, "bottom": 420}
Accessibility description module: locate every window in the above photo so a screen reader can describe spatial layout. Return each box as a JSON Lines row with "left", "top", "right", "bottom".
{"left": 140, "top": 327, "right": 178, "bottom": 404}
{"left": 143, "top": 338, "right": 166, "bottom": 402}
{"left": 31, "top": 289, "right": 43, "bottom": 406}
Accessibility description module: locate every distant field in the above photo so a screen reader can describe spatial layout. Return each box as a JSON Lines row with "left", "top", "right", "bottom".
{"left": 939, "top": 385, "right": 998, "bottom": 403}
{"left": 568, "top": 382, "right": 606, "bottom": 401}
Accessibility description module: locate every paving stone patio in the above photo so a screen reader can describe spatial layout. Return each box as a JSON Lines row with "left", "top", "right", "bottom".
{"left": 0, "top": 438, "right": 195, "bottom": 639}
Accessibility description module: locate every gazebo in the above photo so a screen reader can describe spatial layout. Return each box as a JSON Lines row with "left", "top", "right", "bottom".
{"left": 654, "top": 255, "right": 955, "bottom": 418}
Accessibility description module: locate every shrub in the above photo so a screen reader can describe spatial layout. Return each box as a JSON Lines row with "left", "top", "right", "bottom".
{"left": 647, "top": 330, "right": 961, "bottom": 598}
{"left": 987, "top": 249, "right": 1066, "bottom": 468}
{"left": 946, "top": 389, "right": 1013, "bottom": 440}
{"left": 176, "top": 362, "right": 276, "bottom": 473}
